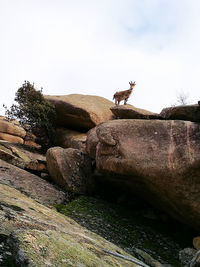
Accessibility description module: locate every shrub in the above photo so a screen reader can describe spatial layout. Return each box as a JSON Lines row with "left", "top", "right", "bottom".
{"left": 3, "top": 81, "right": 56, "bottom": 150}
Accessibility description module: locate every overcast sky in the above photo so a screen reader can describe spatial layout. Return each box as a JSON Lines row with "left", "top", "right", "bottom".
{"left": 1, "top": 0, "right": 200, "bottom": 114}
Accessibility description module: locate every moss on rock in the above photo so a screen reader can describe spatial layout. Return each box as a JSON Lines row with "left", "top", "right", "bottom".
{"left": 55, "top": 196, "right": 192, "bottom": 266}
{"left": 0, "top": 184, "right": 139, "bottom": 266}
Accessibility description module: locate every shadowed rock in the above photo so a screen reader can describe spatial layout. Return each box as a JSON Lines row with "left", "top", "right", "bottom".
{"left": 87, "top": 119, "right": 200, "bottom": 231}
{"left": 54, "top": 127, "right": 87, "bottom": 153}
{"left": 160, "top": 104, "right": 200, "bottom": 122}
{"left": 86, "top": 127, "right": 99, "bottom": 159}
{"left": 24, "top": 131, "right": 41, "bottom": 149}
{"left": 193, "top": 236, "right": 200, "bottom": 250}
{"left": 111, "top": 104, "right": 161, "bottom": 119}
{"left": 46, "top": 147, "right": 94, "bottom": 194}
{"left": 179, "top": 248, "right": 197, "bottom": 267}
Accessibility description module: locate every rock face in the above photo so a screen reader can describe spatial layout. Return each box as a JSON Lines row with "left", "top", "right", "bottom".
{"left": 46, "top": 147, "right": 94, "bottom": 194}
{"left": 0, "top": 117, "right": 26, "bottom": 138}
{"left": 45, "top": 94, "right": 114, "bottom": 131}
{"left": 110, "top": 104, "right": 161, "bottom": 119}
{"left": 0, "top": 117, "right": 26, "bottom": 144}
{"left": 160, "top": 104, "right": 200, "bottom": 122}
{"left": 0, "top": 117, "right": 41, "bottom": 148}
{"left": 0, "top": 132, "right": 24, "bottom": 144}
{"left": 24, "top": 131, "right": 41, "bottom": 149}
{"left": 0, "top": 184, "right": 139, "bottom": 267}
{"left": 0, "top": 141, "right": 47, "bottom": 173}
{"left": 0, "top": 159, "right": 67, "bottom": 205}
{"left": 86, "top": 127, "right": 99, "bottom": 159}
{"left": 179, "top": 248, "right": 197, "bottom": 267}
{"left": 86, "top": 119, "right": 200, "bottom": 231}
{"left": 193, "top": 237, "right": 200, "bottom": 250}
{"left": 54, "top": 127, "right": 87, "bottom": 152}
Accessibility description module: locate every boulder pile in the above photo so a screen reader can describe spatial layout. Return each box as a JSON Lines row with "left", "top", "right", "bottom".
{"left": 1, "top": 93, "right": 200, "bottom": 265}
{"left": 44, "top": 95, "right": 200, "bottom": 231}
{"left": 1, "top": 95, "right": 200, "bottom": 233}
{"left": 0, "top": 116, "right": 40, "bottom": 148}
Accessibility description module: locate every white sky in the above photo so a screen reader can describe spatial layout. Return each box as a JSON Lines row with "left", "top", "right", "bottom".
{"left": 1, "top": 0, "right": 200, "bottom": 114}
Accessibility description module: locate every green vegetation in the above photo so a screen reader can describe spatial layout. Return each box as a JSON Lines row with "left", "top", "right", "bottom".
{"left": 3, "top": 81, "right": 56, "bottom": 149}
{"left": 55, "top": 195, "right": 193, "bottom": 266}
{"left": 0, "top": 184, "right": 139, "bottom": 266}
{"left": 16, "top": 230, "right": 129, "bottom": 267}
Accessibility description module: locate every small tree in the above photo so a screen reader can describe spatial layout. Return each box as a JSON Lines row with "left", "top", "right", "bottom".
{"left": 176, "top": 91, "right": 190, "bottom": 105}
{"left": 3, "top": 81, "right": 56, "bottom": 150}
{"left": 171, "top": 90, "right": 190, "bottom": 107}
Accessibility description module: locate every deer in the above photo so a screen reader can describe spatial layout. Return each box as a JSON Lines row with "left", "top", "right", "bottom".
{"left": 113, "top": 81, "right": 136, "bottom": 105}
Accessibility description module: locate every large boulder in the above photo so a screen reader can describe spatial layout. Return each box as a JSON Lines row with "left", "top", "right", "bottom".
{"left": 46, "top": 147, "right": 94, "bottom": 194}
{"left": 44, "top": 94, "right": 114, "bottom": 131}
{"left": 110, "top": 104, "right": 161, "bottom": 119}
{"left": 160, "top": 104, "right": 200, "bottom": 122}
{"left": 86, "top": 119, "right": 200, "bottom": 231}
{"left": 54, "top": 127, "right": 87, "bottom": 152}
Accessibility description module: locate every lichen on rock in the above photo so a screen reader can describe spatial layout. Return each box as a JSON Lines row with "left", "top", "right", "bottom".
{"left": 0, "top": 184, "right": 140, "bottom": 267}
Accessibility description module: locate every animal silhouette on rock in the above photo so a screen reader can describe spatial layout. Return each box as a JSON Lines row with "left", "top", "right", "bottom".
{"left": 113, "top": 81, "right": 136, "bottom": 105}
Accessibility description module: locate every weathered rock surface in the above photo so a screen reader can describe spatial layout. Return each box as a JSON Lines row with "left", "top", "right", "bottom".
{"left": 46, "top": 147, "right": 94, "bottom": 194}
{"left": 160, "top": 104, "right": 200, "bottom": 122}
{"left": 0, "top": 132, "right": 24, "bottom": 144}
{"left": 45, "top": 94, "right": 114, "bottom": 131}
{"left": 24, "top": 139, "right": 41, "bottom": 148}
{"left": 110, "top": 104, "right": 161, "bottom": 119}
{"left": 24, "top": 131, "right": 41, "bottom": 149}
{"left": 0, "top": 117, "right": 26, "bottom": 138}
{"left": 0, "top": 159, "right": 67, "bottom": 205}
{"left": 87, "top": 119, "right": 200, "bottom": 231}
{"left": 0, "top": 141, "right": 46, "bottom": 173}
{"left": 54, "top": 127, "right": 87, "bottom": 152}
{"left": 193, "top": 236, "right": 200, "bottom": 250}
{"left": 0, "top": 184, "right": 139, "bottom": 266}
{"left": 0, "top": 117, "right": 41, "bottom": 148}
{"left": 179, "top": 248, "right": 197, "bottom": 267}
{"left": 86, "top": 127, "right": 99, "bottom": 159}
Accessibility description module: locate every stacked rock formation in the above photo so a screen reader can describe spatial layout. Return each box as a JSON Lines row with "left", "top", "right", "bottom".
{"left": 2, "top": 95, "right": 200, "bottom": 232}
{"left": 0, "top": 116, "right": 40, "bottom": 148}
